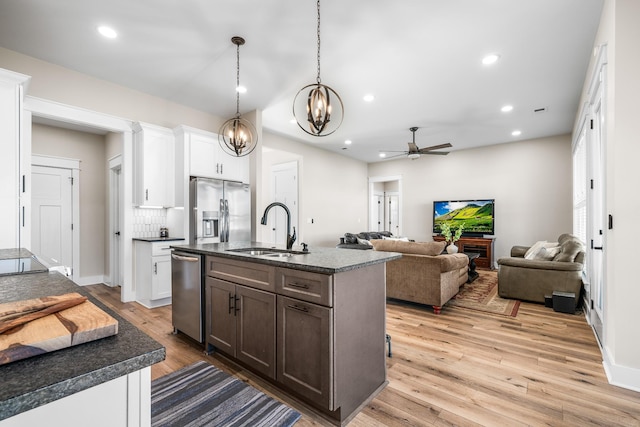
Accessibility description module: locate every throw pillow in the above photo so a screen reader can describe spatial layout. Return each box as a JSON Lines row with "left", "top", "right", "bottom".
{"left": 534, "top": 246, "right": 561, "bottom": 261}
{"left": 356, "top": 237, "right": 373, "bottom": 247}
{"left": 382, "top": 236, "right": 410, "bottom": 242}
{"left": 524, "top": 240, "right": 547, "bottom": 260}
{"left": 344, "top": 233, "right": 358, "bottom": 244}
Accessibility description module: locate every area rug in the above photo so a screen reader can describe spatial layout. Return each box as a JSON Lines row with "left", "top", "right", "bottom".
{"left": 151, "top": 361, "right": 301, "bottom": 427}
{"left": 448, "top": 271, "right": 520, "bottom": 317}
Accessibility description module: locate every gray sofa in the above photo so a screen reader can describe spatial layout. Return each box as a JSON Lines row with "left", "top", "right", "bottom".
{"left": 336, "top": 231, "right": 393, "bottom": 250}
{"left": 497, "top": 233, "right": 585, "bottom": 307}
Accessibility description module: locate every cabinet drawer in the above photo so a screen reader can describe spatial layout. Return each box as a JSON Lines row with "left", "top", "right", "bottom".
{"left": 276, "top": 267, "right": 332, "bottom": 307}
{"left": 206, "top": 256, "right": 275, "bottom": 292}
{"left": 151, "top": 242, "right": 175, "bottom": 256}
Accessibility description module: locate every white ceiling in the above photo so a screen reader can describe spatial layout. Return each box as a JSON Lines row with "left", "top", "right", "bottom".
{"left": 0, "top": 0, "right": 603, "bottom": 163}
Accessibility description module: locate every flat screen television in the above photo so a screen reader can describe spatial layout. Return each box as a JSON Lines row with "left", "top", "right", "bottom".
{"left": 433, "top": 199, "right": 495, "bottom": 236}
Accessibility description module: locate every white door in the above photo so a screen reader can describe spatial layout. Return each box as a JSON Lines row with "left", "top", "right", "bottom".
{"left": 386, "top": 192, "right": 400, "bottom": 235}
{"left": 370, "top": 193, "right": 384, "bottom": 232}
{"left": 269, "top": 162, "right": 298, "bottom": 245}
{"left": 590, "top": 90, "right": 606, "bottom": 345}
{"left": 110, "top": 159, "right": 123, "bottom": 287}
{"left": 31, "top": 165, "right": 73, "bottom": 270}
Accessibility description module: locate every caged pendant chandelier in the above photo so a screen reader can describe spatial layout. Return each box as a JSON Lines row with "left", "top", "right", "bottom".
{"left": 219, "top": 36, "right": 257, "bottom": 157}
{"left": 293, "top": 0, "right": 344, "bottom": 137}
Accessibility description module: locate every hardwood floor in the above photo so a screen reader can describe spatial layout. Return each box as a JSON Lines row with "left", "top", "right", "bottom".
{"left": 85, "top": 283, "right": 640, "bottom": 427}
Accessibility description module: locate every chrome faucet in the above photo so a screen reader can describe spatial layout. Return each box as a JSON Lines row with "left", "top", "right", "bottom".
{"left": 260, "top": 202, "right": 296, "bottom": 250}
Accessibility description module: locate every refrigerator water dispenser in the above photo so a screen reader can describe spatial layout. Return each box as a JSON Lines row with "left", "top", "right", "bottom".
{"left": 202, "top": 211, "right": 219, "bottom": 238}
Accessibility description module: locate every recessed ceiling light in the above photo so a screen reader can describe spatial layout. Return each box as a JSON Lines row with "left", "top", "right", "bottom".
{"left": 482, "top": 54, "right": 500, "bottom": 65}
{"left": 236, "top": 85, "right": 247, "bottom": 94}
{"left": 344, "top": 140, "right": 352, "bottom": 145}
{"left": 501, "top": 105, "right": 513, "bottom": 113}
{"left": 512, "top": 130, "right": 522, "bottom": 136}
{"left": 97, "top": 25, "right": 118, "bottom": 39}
{"left": 363, "top": 94, "right": 375, "bottom": 102}
{"left": 379, "top": 153, "right": 386, "bottom": 158}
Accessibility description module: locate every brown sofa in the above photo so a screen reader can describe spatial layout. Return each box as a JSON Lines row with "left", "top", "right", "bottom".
{"left": 497, "top": 234, "right": 585, "bottom": 307}
{"left": 371, "top": 240, "right": 469, "bottom": 314}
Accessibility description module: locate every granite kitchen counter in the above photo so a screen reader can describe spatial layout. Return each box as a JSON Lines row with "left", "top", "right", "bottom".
{"left": 171, "top": 241, "right": 402, "bottom": 274}
{"left": 0, "top": 266, "right": 165, "bottom": 421}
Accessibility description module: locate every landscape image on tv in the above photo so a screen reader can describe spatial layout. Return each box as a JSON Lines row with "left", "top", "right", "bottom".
{"left": 433, "top": 199, "right": 494, "bottom": 235}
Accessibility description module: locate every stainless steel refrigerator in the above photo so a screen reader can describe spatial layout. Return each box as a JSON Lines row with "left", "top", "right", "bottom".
{"left": 189, "top": 177, "right": 251, "bottom": 245}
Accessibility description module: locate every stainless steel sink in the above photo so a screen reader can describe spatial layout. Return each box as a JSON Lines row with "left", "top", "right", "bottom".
{"left": 226, "top": 247, "right": 307, "bottom": 256}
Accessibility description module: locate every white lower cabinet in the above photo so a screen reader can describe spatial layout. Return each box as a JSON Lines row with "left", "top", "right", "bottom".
{"left": 0, "top": 367, "right": 151, "bottom": 427}
{"left": 134, "top": 240, "right": 183, "bottom": 308}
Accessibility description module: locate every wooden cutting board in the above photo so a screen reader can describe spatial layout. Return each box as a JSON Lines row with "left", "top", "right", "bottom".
{"left": 0, "top": 292, "right": 118, "bottom": 365}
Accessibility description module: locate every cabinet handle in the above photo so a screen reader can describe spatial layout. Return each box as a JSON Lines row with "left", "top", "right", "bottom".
{"left": 289, "top": 282, "right": 310, "bottom": 290}
{"left": 154, "top": 262, "right": 157, "bottom": 274}
{"left": 216, "top": 163, "right": 220, "bottom": 174}
{"left": 288, "top": 304, "right": 309, "bottom": 313}
{"left": 145, "top": 189, "right": 149, "bottom": 201}
{"left": 220, "top": 163, "right": 223, "bottom": 174}
{"left": 234, "top": 295, "right": 240, "bottom": 315}
{"left": 228, "top": 294, "right": 234, "bottom": 314}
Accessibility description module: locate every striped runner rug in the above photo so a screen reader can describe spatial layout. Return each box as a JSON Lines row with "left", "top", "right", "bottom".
{"left": 151, "top": 361, "right": 301, "bottom": 427}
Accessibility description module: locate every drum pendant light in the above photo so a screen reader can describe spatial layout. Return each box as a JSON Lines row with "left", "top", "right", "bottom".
{"left": 293, "top": 0, "right": 344, "bottom": 137}
{"left": 219, "top": 36, "right": 257, "bottom": 157}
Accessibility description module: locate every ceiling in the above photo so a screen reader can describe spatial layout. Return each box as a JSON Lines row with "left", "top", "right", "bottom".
{"left": 0, "top": 0, "right": 603, "bottom": 163}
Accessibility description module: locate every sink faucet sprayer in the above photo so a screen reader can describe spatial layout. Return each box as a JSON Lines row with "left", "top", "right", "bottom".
{"left": 260, "top": 202, "right": 296, "bottom": 250}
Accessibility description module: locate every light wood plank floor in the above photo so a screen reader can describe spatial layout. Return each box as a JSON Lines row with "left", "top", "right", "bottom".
{"left": 85, "top": 282, "right": 640, "bottom": 427}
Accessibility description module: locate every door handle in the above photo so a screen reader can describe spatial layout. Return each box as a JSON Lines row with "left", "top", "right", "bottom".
{"left": 171, "top": 253, "right": 199, "bottom": 262}
{"left": 115, "top": 231, "right": 120, "bottom": 236}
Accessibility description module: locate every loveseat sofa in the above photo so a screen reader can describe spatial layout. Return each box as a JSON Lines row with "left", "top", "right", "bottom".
{"left": 497, "top": 233, "right": 585, "bottom": 307}
{"left": 371, "top": 239, "right": 469, "bottom": 314}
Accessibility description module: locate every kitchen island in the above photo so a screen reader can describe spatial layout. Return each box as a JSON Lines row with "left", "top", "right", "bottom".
{"left": 171, "top": 242, "right": 401, "bottom": 426}
{"left": 0, "top": 249, "right": 165, "bottom": 427}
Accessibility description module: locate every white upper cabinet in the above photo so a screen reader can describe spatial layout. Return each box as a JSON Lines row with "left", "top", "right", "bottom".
{"left": 175, "top": 126, "right": 249, "bottom": 183}
{"left": 133, "top": 122, "right": 175, "bottom": 207}
{"left": 0, "top": 68, "right": 30, "bottom": 249}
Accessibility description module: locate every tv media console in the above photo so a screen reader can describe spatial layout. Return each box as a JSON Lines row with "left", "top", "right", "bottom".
{"left": 434, "top": 236, "right": 495, "bottom": 269}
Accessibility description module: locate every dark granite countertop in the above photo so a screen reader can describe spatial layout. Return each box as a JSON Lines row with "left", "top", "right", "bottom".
{"left": 171, "top": 241, "right": 402, "bottom": 274}
{"left": 0, "top": 266, "right": 165, "bottom": 421}
{"left": 133, "top": 237, "right": 186, "bottom": 243}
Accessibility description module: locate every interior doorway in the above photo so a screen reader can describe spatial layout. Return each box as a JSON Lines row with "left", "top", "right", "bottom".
{"left": 369, "top": 176, "right": 402, "bottom": 236}
{"left": 31, "top": 155, "right": 80, "bottom": 280}
{"left": 269, "top": 161, "right": 299, "bottom": 245}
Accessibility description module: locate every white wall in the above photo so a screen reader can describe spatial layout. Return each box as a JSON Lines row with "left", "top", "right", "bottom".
{"left": 368, "top": 135, "right": 573, "bottom": 262}
{"left": 32, "top": 123, "right": 106, "bottom": 281}
{"left": 261, "top": 131, "right": 369, "bottom": 248}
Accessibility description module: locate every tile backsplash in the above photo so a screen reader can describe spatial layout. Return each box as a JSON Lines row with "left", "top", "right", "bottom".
{"left": 133, "top": 208, "right": 167, "bottom": 238}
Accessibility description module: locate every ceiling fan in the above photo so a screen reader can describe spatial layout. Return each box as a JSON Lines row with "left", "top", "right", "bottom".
{"left": 382, "top": 127, "right": 452, "bottom": 160}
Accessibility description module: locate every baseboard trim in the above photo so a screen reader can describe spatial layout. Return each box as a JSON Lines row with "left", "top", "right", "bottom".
{"left": 602, "top": 346, "right": 640, "bottom": 393}
{"left": 74, "top": 275, "right": 106, "bottom": 286}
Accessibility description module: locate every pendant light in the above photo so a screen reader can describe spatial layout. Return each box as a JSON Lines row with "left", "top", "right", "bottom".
{"left": 219, "top": 36, "right": 257, "bottom": 157}
{"left": 293, "top": 0, "right": 343, "bottom": 137}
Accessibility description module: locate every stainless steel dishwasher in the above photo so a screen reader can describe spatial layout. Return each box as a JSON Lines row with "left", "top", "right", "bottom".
{"left": 171, "top": 251, "right": 203, "bottom": 343}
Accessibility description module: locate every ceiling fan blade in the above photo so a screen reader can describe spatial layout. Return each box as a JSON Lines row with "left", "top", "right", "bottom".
{"left": 423, "top": 151, "right": 450, "bottom": 155}
{"left": 417, "top": 142, "right": 452, "bottom": 153}
{"left": 381, "top": 150, "right": 410, "bottom": 153}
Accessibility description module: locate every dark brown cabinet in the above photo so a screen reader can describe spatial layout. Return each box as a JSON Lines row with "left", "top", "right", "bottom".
{"left": 277, "top": 295, "right": 332, "bottom": 408}
{"left": 434, "top": 235, "right": 495, "bottom": 269}
{"left": 205, "top": 276, "right": 276, "bottom": 379}
{"left": 205, "top": 255, "right": 387, "bottom": 425}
